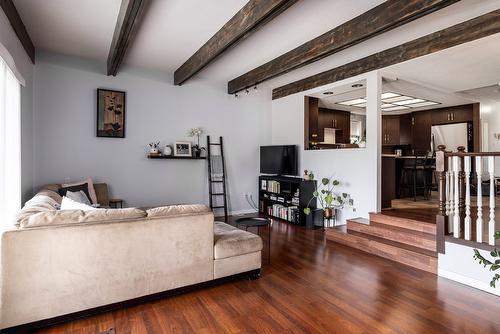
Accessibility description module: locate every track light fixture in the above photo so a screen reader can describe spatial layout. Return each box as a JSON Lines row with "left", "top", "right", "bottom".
{"left": 245, "top": 88, "right": 249, "bottom": 95}
{"left": 254, "top": 85, "right": 258, "bottom": 93}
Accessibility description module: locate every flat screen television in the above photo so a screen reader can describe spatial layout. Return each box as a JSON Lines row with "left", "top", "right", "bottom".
{"left": 260, "top": 145, "right": 298, "bottom": 176}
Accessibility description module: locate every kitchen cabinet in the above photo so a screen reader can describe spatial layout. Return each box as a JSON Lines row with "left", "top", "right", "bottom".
{"left": 411, "top": 110, "right": 432, "bottom": 153}
{"left": 382, "top": 116, "right": 400, "bottom": 145}
{"left": 431, "top": 105, "right": 473, "bottom": 125}
{"left": 305, "top": 96, "right": 322, "bottom": 145}
{"left": 319, "top": 108, "right": 351, "bottom": 143}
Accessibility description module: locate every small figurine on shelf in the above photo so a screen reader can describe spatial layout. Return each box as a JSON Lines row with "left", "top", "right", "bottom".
{"left": 163, "top": 145, "right": 172, "bottom": 156}
{"left": 148, "top": 141, "right": 161, "bottom": 157}
{"left": 187, "top": 127, "right": 206, "bottom": 158}
{"left": 303, "top": 170, "right": 314, "bottom": 181}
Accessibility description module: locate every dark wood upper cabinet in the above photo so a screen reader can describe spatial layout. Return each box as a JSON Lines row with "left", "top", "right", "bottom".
{"left": 411, "top": 111, "right": 432, "bottom": 153}
{"left": 431, "top": 104, "right": 473, "bottom": 125}
{"left": 319, "top": 108, "right": 351, "bottom": 144}
{"left": 305, "top": 96, "right": 321, "bottom": 146}
{"left": 382, "top": 116, "right": 400, "bottom": 146}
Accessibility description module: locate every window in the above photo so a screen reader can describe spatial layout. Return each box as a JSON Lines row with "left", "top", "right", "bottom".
{"left": 0, "top": 53, "right": 21, "bottom": 227}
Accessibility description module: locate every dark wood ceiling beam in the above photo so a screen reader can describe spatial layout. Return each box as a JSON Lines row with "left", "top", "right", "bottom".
{"left": 107, "top": 0, "right": 149, "bottom": 76}
{"left": 0, "top": 0, "right": 35, "bottom": 63}
{"left": 228, "top": 0, "right": 460, "bottom": 94}
{"left": 272, "top": 10, "right": 500, "bottom": 100}
{"left": 174, "top": 0, "right": 298, "bottom": 86}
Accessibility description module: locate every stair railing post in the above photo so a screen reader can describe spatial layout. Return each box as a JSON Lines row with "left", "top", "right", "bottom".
{"left": 457, "top": 146, "right": 466, "bottom": 239}
{"left": 436, "top": 145, "right": 447, "bottom": 253}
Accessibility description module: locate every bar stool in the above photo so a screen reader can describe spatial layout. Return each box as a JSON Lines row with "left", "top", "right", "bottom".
{"left": 398, "top": 155, "right": 429, "bottom": 201}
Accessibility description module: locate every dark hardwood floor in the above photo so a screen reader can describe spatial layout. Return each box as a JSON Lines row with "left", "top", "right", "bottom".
{"left": 34, "top": 215, "right": 500, "bottom": 334}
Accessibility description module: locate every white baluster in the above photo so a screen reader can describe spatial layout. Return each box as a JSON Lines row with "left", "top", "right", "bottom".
{"left": 476, "top": 156, "right": 483, "bottom": 243}
{"left": 464, "top": 156, "right": 471, "bottom": 240}
{"left": 488, "top": 156, "right": 496, "bottom": 246}
{"left": 448, "top": 156, "right": 454, "bottom": 218}
{"left": 453, "top": 156, "right": 460, "bottom": 238}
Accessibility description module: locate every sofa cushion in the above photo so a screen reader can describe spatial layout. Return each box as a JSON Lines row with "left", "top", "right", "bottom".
{"left": 60, "top": 196, "right": 95, "bottom": 211}
{"left": 14, "top": 191, "right": 61, "bottom": 227}
{"left": 62, "top": 177, "right": 98, "bottom": 204}
{"left": 21, "top": 208, "right": 147, "bottom": 228}
{"left": 146, "top": 204, "right": 211, "bottom": 218}
{"left": 213, "top": 221, "right": 263, "bottom": 260}
{"left": 58, "top": 183, "right": 92, "bottom": 204}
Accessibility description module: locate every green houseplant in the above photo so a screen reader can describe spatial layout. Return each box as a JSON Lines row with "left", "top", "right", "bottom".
{"left": 473, "top": 231, "right": 500, "bottom": 288}
{"left": 303, "top": 176, "right": 353, "bottom": 218}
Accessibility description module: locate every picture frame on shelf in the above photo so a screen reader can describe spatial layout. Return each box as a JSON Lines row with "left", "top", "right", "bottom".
{"left": 174, "top": 141, "right": 192, "bottom": 157}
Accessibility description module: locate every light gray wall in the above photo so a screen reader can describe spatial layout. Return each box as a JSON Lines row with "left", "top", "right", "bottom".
{"left": 33, "top": 52, "right": 272, "bottom": 213}
{"left": 0, "top": 8, "right": 34, "bottom": 204}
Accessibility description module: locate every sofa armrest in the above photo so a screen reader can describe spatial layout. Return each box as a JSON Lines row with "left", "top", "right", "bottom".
{"left": 0, "top": 212, "right": 214, "bottom": 329}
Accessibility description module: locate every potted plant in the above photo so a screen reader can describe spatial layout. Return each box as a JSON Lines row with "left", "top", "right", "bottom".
{"left": 303, "top": 176, "right": 354, "bottom": 221}
{"left": 187, "top": 127, "right": 206, "bottom": 158}
{"left": 149, "top": 141, "right": 160, "bottom": 155}
{"left": 473, "top": 231, "right": 500, "bottom": 288}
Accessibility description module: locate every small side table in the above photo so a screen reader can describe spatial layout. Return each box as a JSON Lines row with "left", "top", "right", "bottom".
{"left": 235, "top": 217, "right": 271, "bottom": 264}
{"left": 109, "top": 199, "right": 123, "bottom": 208}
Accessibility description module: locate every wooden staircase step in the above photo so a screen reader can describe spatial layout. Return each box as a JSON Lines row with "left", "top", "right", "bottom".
{"left": 369, "top": 212, "right": 436, "bottom": 235}
{"left": 326, "top": 226, "right": 437, "bottom": 274}
{"left": 347, "top": 218, "right": 436, "bottom": 252}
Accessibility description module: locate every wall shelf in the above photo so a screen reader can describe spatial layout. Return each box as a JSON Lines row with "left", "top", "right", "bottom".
{"left": 148, "top": 155, "right": 206, "bottom": 160}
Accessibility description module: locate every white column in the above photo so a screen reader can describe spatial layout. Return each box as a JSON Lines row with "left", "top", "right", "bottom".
{"left": 476, "top": 156, "right": 483, "bottom": 243}
{"left": 453, "top": 156, "right": 460, "bottom": 238}
{"left": 488, "top": 156, "right": 496, "bottom": 246}
{"left": 464, "top": 156, "right": 471, "bottom": 240}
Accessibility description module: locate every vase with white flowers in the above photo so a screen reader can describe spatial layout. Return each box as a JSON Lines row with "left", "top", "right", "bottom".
{"left": 187, "top": 127, "right": 205, "bottom": 157}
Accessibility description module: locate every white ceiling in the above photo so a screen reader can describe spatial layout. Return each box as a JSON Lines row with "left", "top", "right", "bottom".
{"left": 11, "top": 0, "right": 500, "bottom": 93}
{"left": 13, "top": 0, "right": 122, "bottom": 61}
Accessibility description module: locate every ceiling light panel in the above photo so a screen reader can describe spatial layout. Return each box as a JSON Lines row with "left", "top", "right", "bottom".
{"left": 338, "top": 98, "right": 367, "bottom": 106}
{"left": 394, "top": 98, "right": 425, "bottom": 106}
{"left": 406, "top": 101, "right": 440, "bottom": 108}
{"left": 381, "top": 92, "right": 400, "bottom": 99}
{"left": 382, "top": 106, "right": 410, "bottom": 111}
{"left": 353, "top": 103, "right": 367, "bottom": 107}
{"left": 382, "top": 95, "right": 414, "bottom": 103}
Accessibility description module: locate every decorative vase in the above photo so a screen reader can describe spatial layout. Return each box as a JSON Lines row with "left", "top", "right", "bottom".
{"left": 163, "top": 145, "right": 172, "bottom": 156}
{"left": 195, "top": 149, "right": 201, "bottom": 158}
{"left": 150, "top": 148, "right": 159, "bottom": 154}
{"left": 324, "top": 208, "right": 334, "bottom": 219}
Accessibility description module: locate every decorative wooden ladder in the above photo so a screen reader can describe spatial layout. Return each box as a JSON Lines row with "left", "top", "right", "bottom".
{"left": 207, "top": 136, "right": 228, "bottom": 222}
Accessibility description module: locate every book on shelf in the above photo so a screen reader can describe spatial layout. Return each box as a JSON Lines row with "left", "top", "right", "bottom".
{"left": 267, "top": 204, "right": 299, "bottom": 223}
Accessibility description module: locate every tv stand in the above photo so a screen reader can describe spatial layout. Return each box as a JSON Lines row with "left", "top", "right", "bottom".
{"left": 258, "top": 175, "right": 317, "bottom": 226}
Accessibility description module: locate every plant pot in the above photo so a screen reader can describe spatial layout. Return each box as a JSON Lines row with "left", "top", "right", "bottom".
{"left": 194, "top": 149, "right": 201, "bottom": 158}
{"left": 150, "top": 148, "right": 159, "bottom": 154}
{"left": 324, "top": 208, "right": 335, "bottom": 219}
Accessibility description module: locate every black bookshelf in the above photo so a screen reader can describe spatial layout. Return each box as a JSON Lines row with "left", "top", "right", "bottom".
{"left": 258, "top": 175, "right": 316, "bottom": 226}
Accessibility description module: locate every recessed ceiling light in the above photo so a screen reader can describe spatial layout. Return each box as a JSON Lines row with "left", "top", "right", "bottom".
{"left": 323, "top": 91, "right": 334, "bottom": 95}
{"left": 382, "top": 106, "right": 410, "bottom": 111}
{"left": 381, "top": 92, "right": 400, "bottom": 99}
{"left": 394, "top": 98, "right": 425, "bottom": 106}
{"left": 382, "top": 95, "right": 414, "bottom": 103}
{"left": 338, "top": 98, "right": 367, "bottom": 106}
{"left": 406, "top": 101, "right": 440, "bottom": 108}
{"left": 352, "top": 83, "right": 363, "bottom": 88}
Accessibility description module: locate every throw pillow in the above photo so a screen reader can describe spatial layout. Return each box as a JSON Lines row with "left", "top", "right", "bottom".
{"left": 62, "top": 177, "right": 98, "bottom": 204}
{"left": 60, "top": 196, "right": 96, "bottom": 211}
{"left": 58, "top": 183, "right": 92, "bottom": 204}
{"left": 65, "top": 190, "right": 92, "bottom": 205}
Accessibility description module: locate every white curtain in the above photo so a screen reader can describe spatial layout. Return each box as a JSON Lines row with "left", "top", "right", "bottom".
{"left": 0, "top": 54, "right": 21, "bottom": 227}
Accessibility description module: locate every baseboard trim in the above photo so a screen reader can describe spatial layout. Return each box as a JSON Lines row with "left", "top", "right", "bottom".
{"left": 438, "top": 268, "right": 500, "bottom": 296}
{"left": 0, "top": 269, "right": 261, "bottom": 333}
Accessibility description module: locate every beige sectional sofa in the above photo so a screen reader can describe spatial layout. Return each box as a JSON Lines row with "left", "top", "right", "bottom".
{"left": 0, "top": 185, "right": 262, "bottom": 330}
